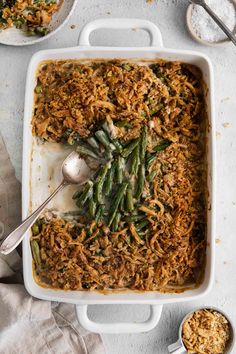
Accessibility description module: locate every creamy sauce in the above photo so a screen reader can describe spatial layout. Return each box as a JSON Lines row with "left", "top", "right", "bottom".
{"left": 31, "top": 141, "right": 80, "bottom": 214}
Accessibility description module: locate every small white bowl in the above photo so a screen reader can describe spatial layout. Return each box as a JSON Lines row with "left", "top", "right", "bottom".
{"left": 0, "top": 0, "right": 78, "bottom": 46}
{"left": 168, "top": 307, "right": 235, "bottom": 354}
{"left": 186, "top": 2, "right": 236, "bottom": 47}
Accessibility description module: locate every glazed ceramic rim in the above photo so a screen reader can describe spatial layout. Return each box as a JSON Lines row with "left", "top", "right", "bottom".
{"left": 186, "top": 1, "right": 236, "bottom": 47}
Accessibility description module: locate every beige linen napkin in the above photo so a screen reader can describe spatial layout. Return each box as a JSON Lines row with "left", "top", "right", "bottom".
{"left": 0, "top": 134, "right": 105, "bottom": 354}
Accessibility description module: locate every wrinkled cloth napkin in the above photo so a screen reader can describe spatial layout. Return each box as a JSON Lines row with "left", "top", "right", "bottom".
{"left": 0, "top": 134, "right": 105, "bottom": 354}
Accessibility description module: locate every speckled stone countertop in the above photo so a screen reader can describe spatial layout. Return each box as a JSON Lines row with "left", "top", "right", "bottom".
{"left": 0, "top": 1, "right": 236, "bottom": 353}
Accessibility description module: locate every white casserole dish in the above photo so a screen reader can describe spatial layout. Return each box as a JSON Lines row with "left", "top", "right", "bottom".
{"left": 22, "top": 18, "right": 216, "bottom": 334}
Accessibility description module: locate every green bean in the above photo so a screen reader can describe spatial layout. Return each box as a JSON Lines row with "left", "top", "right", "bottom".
{"left": 124, "top": 214, "right": 145, "bottom": 223}
{"left": 32, "top": 223, "right": 40, "bottom": 236}
{"left": 104, "top": 162, "right": 115, "bottom": 196}
{"left": 31, "top": 240, "right": 41, "bottom": 268}
{"left": 135, "top": 219, "right": 149, "bottom": 232}
{"left": 137, "top": 231, "right": 146, "bottom": 239}
{"left": 83, "top": 283, "right": 91, "bottom": 289}
{"left": 111, "top": 212, "right": 121, "bottom": 232}
{"left": 35, "top": 27, "right": 49, "bottom": 36}
{"left": 146, "top": 154, "right": 156, "bottom": 168}
{"left": 121, "top": 138, "right": 140, "bottom": 158}
{"left": 140, "top": 126, "right": 148, "bottom": 161}
{"left": 35, "top": 83, "right": 42, "bottom": 94}
{"left": 115, "top": 120, "right": 132, "bottom": 129}
{"left": 153, "top": 140, "right": 171, "bottom": 152}
{"left": 101, "top": 122, "right": 110, "bottom": 135}
{"left": 146, "top": 96, "right": 153, "bottom": 105}
{"left": 130, "top": 145, "right": 140, "bottom": 175}
{"left": 122, "top": 63, "right": 132, "bottom": 71}
{"left": 119, "top": 194, "right": 125, "bottom": 212}
{"left": 59, "top": 267, "right": 67, "bottom": 273}
{"left": 135, "top": 164, "right": 145, "bottom": 199}
{"left": 112, "top": 139, "right": 123, "bottom": 153}
{"left": 95, "top": 130, "right": 115, "bottom": 151}
{"left": 147, "top": 170, "right": 157, "bottom": 181}
{"left": 95, "top": 250, "right": 103, "bottom": 256}
{"left": 125, "top": 185, "right": 134, "bottom": 212}
{"left": 116, "top": 156, "right": 125, "bottom": 184}
{"left": 95, "top": 204, "right": 105, "bottom": 222}
{"left": 76, "top": 145, "right": 100, "bottom": 160}
{"left": 76, "top": 181, "right": 93, "bottom": 207}
{"left": 72, "top": 190, "right": 83, "bottom": 200}
{"left": 86, "top": 227, "right": 93, "bottom": 237}
{"left": 100, "top": 125, "right": 121, "bottom": 153}
{"left": 150, "top": 64, "right": 166, "bottom": 79}
{"left": 94, "top": 164, "right": 109, "bottom": 204}
{"left": 149, "top": 103, "right": 163, "bottom": 116}
{"left": 89, "top": 197, "right": 96, "bottom": 218}
{"left": 27, "top": 29, "right": 36, "bottom": 36}
{"left": 87, "top": 137, "right": 100, "bottom": 151}
{"left": 101, "top": 122, "right": 116, "bottom": 142}
{"left": 108, "top": 182, "right": 128, "bottom": 227}
{"left": 127, "top": 234, "right": 132, "bottom": 244}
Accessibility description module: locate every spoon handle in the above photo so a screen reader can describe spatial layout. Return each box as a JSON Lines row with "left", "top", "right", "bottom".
{"left": 202, "top": 2, "right": 236, "bottom": 46}
{"left": 0, "top": 180, "right": 67, "bottom": 255}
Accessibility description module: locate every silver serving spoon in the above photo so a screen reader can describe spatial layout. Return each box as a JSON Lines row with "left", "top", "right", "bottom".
{"left": 0, "top": 152, "right": 91, "bottom": 255}
{"left": 189, "top": 0, "right": 236, "bottom": 46}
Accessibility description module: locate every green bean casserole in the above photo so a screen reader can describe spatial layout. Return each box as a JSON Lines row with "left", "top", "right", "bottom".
{"left": 31, "top": 59, "right": 207, "bottom": 293}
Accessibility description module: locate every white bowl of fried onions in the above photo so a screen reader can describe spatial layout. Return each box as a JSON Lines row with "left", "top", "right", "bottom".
{"left": 0, "top": 0, "right": 78, "bottom": 46}
{"left": 168, "top": 307, "right": 235, "bottom": 354}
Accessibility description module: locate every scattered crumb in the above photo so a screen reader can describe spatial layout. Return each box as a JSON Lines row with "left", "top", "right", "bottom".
{"left": 216, "top": 238, "right": 221, "bottom": 244}
{"left": 216, "top": 131, "right": 221, "bottom": 139}
{"left": 224, "top": 261, "right": 227, "bottom": 265}
{"left": 221, "top": 97, "right": 230, "bottom": 102}
{"left": 106, "top": 11, "right": 111, "bottom": 15}
{"left": 70, "top": 25, "right": 76, "bottom": 29}
{"left": 232, "top": 201, "right": 236, "bottom": 206}
{"left": 222, "top": 122, "right": 230, "bottom": 128}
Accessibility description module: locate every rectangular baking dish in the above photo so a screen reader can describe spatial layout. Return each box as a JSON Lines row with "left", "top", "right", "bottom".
{"left": 22, "top": 18, "right": 215, "bottom": 333}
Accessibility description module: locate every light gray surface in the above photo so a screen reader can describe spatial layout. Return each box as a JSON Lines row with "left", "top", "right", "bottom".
{"left": 0, "top": 0, "right": 236, "bottom": 353}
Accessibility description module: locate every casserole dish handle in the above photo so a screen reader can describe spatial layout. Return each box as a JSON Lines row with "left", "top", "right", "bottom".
{"left": 76, "top": 304, "right": 163, "bottom": 333}
{"left": 78, "top": 18, "right": 163, "bottom": 47}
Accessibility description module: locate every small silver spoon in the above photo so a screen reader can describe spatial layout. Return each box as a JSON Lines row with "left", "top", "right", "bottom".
{"left": 0, "top": 151, "right": 91, "bottom": 255}
{"left": 189, "top": 0, "right": 236, "bottom": 46}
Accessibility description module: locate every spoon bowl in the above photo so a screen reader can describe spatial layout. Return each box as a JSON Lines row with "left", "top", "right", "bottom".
{"left": 62, "top": 151, "right": 91, "bottom": 185}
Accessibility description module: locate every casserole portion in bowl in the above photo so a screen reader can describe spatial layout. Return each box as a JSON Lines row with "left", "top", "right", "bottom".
{"left": 30, "top": 59, "right": 207, "bottom": 294}
{"left": 0, "top": 0, "right": 62, "bottom": 36}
